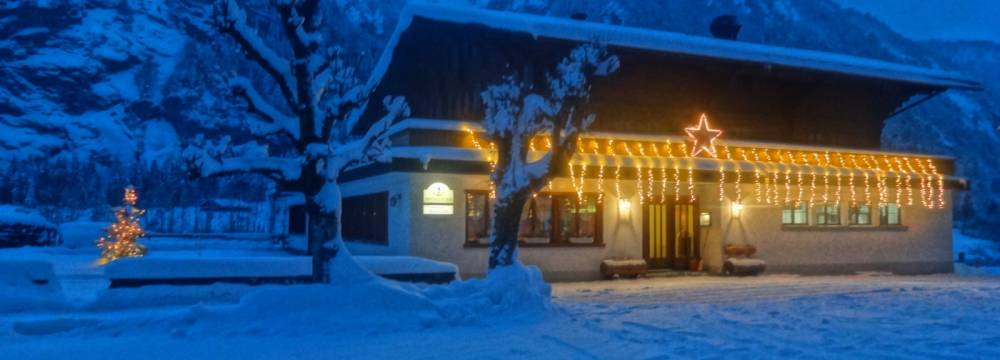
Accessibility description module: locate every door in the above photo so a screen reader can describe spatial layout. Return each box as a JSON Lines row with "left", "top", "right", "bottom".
{"left": 643, "top": 201, "right": 700, "bottom": 270}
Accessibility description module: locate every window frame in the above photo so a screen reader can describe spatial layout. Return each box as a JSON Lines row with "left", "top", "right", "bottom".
{"left": 848, "top": 203, "right": 872, "bottom": 225}
{"left": 879, "top": 203, "right": 902, "bottom": 226}
{"left": 814, "top": 203, "right": 841, "bottom": 225}
{"left": 341, "top": 191, "right": 390, "bottom": 245}
{"left": 463, "top": 190, "right": 604, "bottom": 247}
{"left": 781, "top": 202, "right": 809, "bottom": 225}
{"left": 464, "top": 190, "right": 492, "bottom": 245}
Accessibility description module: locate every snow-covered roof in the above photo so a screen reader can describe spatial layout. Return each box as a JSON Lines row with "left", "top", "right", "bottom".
{"left": 376, "top": 2, "right": 981, "bottom": 91}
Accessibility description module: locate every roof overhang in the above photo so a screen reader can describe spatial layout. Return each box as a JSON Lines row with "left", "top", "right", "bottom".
{"left": 372, "top": 1, "right": 982, "bottom": 92}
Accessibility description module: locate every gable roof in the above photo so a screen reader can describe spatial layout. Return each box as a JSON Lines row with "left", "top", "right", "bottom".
{"left": 370, "top": 1, "right": 981, "bottom": 92}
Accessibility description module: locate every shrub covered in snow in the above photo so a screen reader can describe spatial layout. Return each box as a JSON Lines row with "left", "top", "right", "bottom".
{"left": 58, "top": 221, "right": 107, "bottom": 250}
{"left": 0, "top": 205, "right": 59, "bottom": 248}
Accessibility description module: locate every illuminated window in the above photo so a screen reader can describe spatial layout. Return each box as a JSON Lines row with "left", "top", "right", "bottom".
{"left": 815, "top": 203, "right": 840, "bottom": 225}
{"left": 557, "top": 194, "right": 601, "bottom": 245}
{"left": 848, "top": 203, "right": 871, "bottom": 225}
{"left": 466, "top": 191, "right": 602, "bottom": 246}
{"left": 782, "top": 202, "right": 808, "bottom": 225}
{"left": 879, "top": 203, "right": 901, "bottom": 226}
{"left": 519, "top": 195, "right": 554, "bottom": 243}
{"left": 465, "top": 191, "right": 491, "bottom": 244}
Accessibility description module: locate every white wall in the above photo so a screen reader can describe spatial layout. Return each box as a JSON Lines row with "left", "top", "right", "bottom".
{"left": 340, "top": 172, "right": 413, "bottom": 256}
{"left": 343, "top": 171, "right": 955, "bottom": 280}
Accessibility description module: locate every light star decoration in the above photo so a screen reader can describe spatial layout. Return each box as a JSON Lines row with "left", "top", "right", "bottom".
{"left": 685, "top": 113, "right": 723, "bottom": 157}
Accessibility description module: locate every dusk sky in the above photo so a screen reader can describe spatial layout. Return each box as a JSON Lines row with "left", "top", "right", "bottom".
{"left": 834, "top": 0, "right": 1000, "bottom": 43}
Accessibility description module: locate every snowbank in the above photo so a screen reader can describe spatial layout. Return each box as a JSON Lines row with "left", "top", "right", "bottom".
{"left": 0, "top": 260, "right": 64, "bottom": 313}
{"left": 0, "top": 205, "right": 52, "bottom": 227}
{"left": 104, "top": 255, "right": 311, "bottom": 279}
{"left": 58, "top": 221, "right": 107, "bottom": 250}
{"left": 355, "top": 255, "right": 459, "bottom": 276}
{"left": 424, "top": 263, "right": 552, "bottom": 324}
{"left": 19, "top": 257, "right": 552, "bottom": 338}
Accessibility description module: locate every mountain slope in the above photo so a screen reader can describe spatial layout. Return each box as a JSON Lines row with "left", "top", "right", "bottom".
{"left": 1, "top": 0, "right": 998, "bottom": 239}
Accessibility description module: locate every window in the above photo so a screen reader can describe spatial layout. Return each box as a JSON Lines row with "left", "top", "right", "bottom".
{"left": 815, "top": 203, "right": 840, "bottom": 225}
{"left": 342, "top": 192, "right": 389, "bottom": 244}
{"left": 465, "top": 191, "right": 602, "bottom": 246}
{"left": 519, "top": 195, "right": 554, "bottom": 243}
{"left": 880, "top": 203, "right": 901, "bottom": 226}
{"left": 557, "top": 194, "right": 601, "bottom": 245}
{"left": 848, "top": 203, "right": 871, "bottom": 225}
{"left": 465, "top": 191, "right": 491, "bottom": 244}
{"left": 782, "top": 202, "right": 808, "bottom": 225}
{"left": 288, "top": 205, "right": 307, "bottom": 235}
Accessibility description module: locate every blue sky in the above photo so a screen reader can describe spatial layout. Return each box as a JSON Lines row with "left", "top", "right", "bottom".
{"left": 833, "top": 0, "right": 1000, "bottom": 43}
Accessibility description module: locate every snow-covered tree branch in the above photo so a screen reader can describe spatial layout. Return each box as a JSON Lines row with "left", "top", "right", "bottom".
{"left": 184, "top": 0, "right": 409, "bottom": 282}
{"left": 482, "top": 43, "right": 619, "bottom": 269}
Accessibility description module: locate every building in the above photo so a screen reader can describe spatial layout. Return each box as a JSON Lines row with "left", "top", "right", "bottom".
{"left": 338, "top": 3, "right": 981, "bottom": 281}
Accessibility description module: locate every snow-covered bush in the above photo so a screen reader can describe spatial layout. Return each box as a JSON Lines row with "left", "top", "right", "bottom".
{"left": 59, "top": 221, "right": 107, "bottom": 250}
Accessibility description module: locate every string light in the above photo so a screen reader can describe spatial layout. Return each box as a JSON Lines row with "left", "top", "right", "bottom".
{"left": 806, "top": 152, "right": 816, "bottom": 207}
{"left": 655, "top": 142, "right": 668, "bottom": 204}
{"left": 783, "top": 152, "right": 792, "bottom": 205}
{"left": 914, "top": 157, "right": 930, "bottom": 208}
{"left": 592, "top": 140, "right": 606, "bottom": 203}
{"left": 611, "top": 140, "right": 622, "bottom": 201}
{"left": 820, "top": 152, "right": 830, "bottom": 204}
{"left": 470, "top": 130, "right": 948, "bottom": 212}
{"left": 733, "top": 147, "right": 743, "bottom": 202}
{"left": 683, "top": 143, "right": 695, "bottom": 203}
{"left": 96, "top": 187, "right": 147, "bottom": 265}
{"left": 902, "top": 157, "right": 915, "bottom": 206}
{"left": 926, "top": 159, "right": 945, "bottom": 209}
{"left": 749, "top": 147, "right": 763, "bottom": 203}
{"left": 672, "top": 142, "right": 681, "bottom": 202}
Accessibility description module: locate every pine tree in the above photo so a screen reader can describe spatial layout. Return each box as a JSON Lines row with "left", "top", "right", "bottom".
{"left": 96, "top": 186, "right": 148, "bottom": 265}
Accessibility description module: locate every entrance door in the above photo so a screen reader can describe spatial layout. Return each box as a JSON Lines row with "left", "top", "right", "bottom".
{"left": 643, "top": 201, "right": 700, "bottom": 270}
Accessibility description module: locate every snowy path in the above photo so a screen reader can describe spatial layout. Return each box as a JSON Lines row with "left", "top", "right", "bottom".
{"left": 4, "top": 274, "right": 1000, "bottom": 359}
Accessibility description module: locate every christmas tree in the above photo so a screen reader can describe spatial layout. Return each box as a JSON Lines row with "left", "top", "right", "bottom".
{"left": 96, "top": 186, "right": 148, "bottom": 265}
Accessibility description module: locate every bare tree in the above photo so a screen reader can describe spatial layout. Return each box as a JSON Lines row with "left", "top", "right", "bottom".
{"left": 481, "top": 43, "right": 618, "bottom": 269}
{"left": 183, "top": 0, "right": 408, "bottom": 282}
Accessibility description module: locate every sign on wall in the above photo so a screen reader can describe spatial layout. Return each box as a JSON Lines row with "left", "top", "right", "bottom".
{"left": 422, "top": 182, "right": 454, "bottom": 215}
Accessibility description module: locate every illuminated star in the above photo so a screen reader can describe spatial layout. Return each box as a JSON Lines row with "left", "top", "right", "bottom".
{"left": 685, "top": 113, "right": 723, "bottom": 157}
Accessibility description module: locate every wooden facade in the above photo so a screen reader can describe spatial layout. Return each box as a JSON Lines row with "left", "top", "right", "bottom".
{"left": 359, "top": 17, "right": 942, "bottom": 150}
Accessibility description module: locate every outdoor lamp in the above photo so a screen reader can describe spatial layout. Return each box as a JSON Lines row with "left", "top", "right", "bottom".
{"left": 731, "top": 201, "right": 743, "bottom": 219}
{"left": 618, "top": 198, "right": 632, "bottom": 221}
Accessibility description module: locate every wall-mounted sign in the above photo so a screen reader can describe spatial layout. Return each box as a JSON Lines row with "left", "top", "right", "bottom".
{"left": 699, "top": 211, "right": 712, "bottom": 227}
{"left": 423, "top": 204, "right": 454, "bottom": 215}
{"left": 422, "top": 182, "right": 454, "bottom": 215}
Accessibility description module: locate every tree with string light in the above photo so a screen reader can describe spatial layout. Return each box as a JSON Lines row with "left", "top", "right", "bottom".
{"left": 96, "top": 186, "right": 148, "bottom": 265}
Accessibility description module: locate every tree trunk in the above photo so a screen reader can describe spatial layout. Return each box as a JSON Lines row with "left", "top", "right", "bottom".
{"left": 306, "top": 199, "right": 339, "bottom": 282}
{"left": 489, "top": 188, "right": 531, "bottom": 269}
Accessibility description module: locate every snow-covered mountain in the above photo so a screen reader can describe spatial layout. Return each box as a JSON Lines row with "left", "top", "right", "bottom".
{"left": 2, "top": 0, "right": 999, "bottom": 239}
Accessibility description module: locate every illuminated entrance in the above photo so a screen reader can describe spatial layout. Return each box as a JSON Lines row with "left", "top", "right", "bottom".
{"left": 643, "top": 201, "right": 700, "bottom": 270}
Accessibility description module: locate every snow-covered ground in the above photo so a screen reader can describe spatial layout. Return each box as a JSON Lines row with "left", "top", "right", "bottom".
{"left": 2, "top": 230, "right": 1000, "bottom": 359}
{"left": 3, "top": 272, "right": 1000, "bottom": 358}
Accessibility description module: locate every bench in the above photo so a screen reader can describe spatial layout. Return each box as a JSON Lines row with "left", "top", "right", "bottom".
{"left": 600, "top": 259, "right": 648, "bottom": 279}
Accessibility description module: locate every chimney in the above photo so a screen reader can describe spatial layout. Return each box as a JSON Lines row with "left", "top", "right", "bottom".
{"left": 710, "top": 15, "right": 741, "bottom": 40}
{"left": 570, "top": 12, "right": 588, "bottom": 21}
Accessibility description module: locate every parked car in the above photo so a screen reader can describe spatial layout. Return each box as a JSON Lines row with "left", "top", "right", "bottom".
{"left": 0, "top": 206, "right": 60, "bottom": 248}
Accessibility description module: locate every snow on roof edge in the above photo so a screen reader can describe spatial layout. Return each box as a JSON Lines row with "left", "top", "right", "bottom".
{"left": 381, "top": 1, "right": 981, "bottom": 91}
